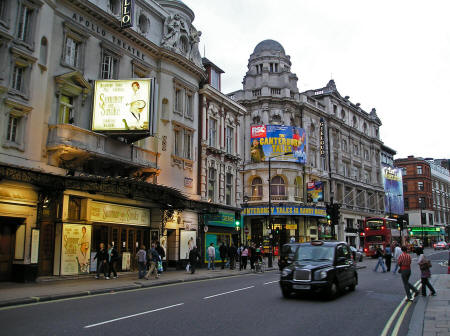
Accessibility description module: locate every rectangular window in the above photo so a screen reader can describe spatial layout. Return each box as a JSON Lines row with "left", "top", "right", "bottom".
{"left": 418, "top": 181, "right": 424, "bottom": 191}
{"left": 185, "top": 94, "right": 192, "bottom": 118}
{"left": 64, "top": 37, "right": 80, "bottom": 68}
{"left": 269, "top": 63, "right": 274, "bottom": 72}
{"left": 403, "top": 183, "right": 408, "bottom": 192}
{"left": 58, "top": 95, "right": 73, "bottom": 124}
{"left": 11, "top": 65, "right": 24, "bottom": 91}
{"left": 208, "top": 167, "right": 216, "bottom": 202}
{"left": 210, "top": 69, "right": 220, "bottom": 90}
{"left": 101, "top": 52, "right": 119, "bottom": 79}
{"left": 417, "top": 166, "right": 423, "bottom": 174}
{"left": 183, "top": 131, "right": 192, "bottom": 159}
{"left": 6, "top": 115, "right": 19, "bottom": 142}
{"left": 175, "top": 88, "right": 183, "bottom": 113}
{"left": 17, "top": 4, "right": 33, "bottom": 42}
{"left": 0, "top": 0, "right": 7, "bottom": 21}
{"left": 208, "top": 118, "right": 217, "bottom": 147}
{"left": 174, "top": 129, "right": 181, "bottom": 157}
{"left": 226, "top": 173, "right": 233, "bottom": 205}
{"left": 225, "top": 126, "right": 233, "bottom": 154}
{"left": 404, "top": 198, "right": 409, "bottom": 209}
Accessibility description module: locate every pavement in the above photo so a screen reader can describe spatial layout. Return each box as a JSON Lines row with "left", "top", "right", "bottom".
{"left": 0, "top": 257, "right": 448, "bottom": 336}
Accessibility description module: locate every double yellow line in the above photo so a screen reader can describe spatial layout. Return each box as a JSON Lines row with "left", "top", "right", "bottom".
{"left": 380, "top": 280, "right": 421, "bottom": 336}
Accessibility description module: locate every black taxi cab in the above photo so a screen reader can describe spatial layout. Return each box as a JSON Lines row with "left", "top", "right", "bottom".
{"left": 279, "top": 240, "right": 358, "bottom": 299}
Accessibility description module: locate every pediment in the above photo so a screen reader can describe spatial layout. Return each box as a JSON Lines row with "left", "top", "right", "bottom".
{"left": 55, "top": 71, "right": 92, "bottom": 96}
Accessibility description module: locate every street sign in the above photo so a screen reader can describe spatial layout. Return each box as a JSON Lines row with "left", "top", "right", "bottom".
{"left": 204, "top": 225, "right": 208, "bottom": 232}
{"left": 244, "top": 227, "right": 249, "bottom": 234}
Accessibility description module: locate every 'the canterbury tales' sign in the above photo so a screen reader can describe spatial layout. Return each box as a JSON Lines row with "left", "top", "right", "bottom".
{"left": 121, "top": 0, "right": 133, "bottom": 28}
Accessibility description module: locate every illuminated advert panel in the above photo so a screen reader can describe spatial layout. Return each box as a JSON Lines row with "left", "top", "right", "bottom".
{"left": 382, "top": 166, "right": 404, "bottom": 215}
{"left": 250, "top": 125, "right": 307, "bottom": 163}
{"left": 92, "top": 79, "right": 155, "bottom": 135}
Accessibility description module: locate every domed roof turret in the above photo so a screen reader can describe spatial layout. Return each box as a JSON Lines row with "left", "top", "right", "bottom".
{"left": 253, "top": 39, "right": 285, "bottom": 55}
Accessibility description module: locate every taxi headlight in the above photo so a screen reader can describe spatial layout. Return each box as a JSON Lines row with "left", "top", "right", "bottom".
{"left": 315, "top": 269, "right": 328, "bottom": 280}
{"left": 281, "top": 268, "right": 293, "bottom": 277}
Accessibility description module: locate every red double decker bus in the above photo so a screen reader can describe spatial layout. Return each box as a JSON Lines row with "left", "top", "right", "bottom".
{"left": 363, "top": 217, "right": 404, "bottom": 257}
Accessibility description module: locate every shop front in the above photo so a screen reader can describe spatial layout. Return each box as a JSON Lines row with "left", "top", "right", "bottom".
{"left": 408, "top": 226, "right": 444, "bottom": 246}
{"left": 202, "top": 211, "right": 238, "bottom": 265}
{"left": 242, "top": 205, "right": 327, "bottom": 254}
{"left": 53, "top": 197, "right": 152, "bottom": 276}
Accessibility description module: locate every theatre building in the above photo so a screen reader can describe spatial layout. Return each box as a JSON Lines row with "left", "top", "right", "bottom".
{"left": 0, "top": 0, "right": 207, "bottom": 280}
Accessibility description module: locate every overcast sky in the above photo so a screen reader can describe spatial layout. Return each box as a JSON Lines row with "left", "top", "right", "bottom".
{"left": 186, "top": 0, "right": 449, "bottom": 160}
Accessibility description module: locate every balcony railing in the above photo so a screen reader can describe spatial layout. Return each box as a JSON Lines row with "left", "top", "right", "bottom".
{"left": 271, "top": 195, "right": 288, "bottom": 201}
{"left": 47, "top": 124, "right": 157, "bottom": 169}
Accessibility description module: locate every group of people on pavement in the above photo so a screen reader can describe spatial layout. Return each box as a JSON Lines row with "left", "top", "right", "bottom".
{"left": 136, "top": 242, "right": 165, "bottom": 280}
{"left": 94, "top": 242, "right": 119, "bottom": 280}
{"left": 206, "top": 242, "right": 264, "bottom": 271}
{"left": 373, "top": 242, "right": 436, "bottom": 301}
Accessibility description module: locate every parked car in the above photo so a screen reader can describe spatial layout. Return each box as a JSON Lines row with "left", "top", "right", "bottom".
{"left": 280, "top": 240, "right": 358, "bottom": 299}
{"left": 278, "top": 243, "right": 301, "bottom": 270}
{"left": 434, "top": 241, "right": 448, "bottom": 250}
{"left": 350, "top": 246, "right": 363, "bottom": 262}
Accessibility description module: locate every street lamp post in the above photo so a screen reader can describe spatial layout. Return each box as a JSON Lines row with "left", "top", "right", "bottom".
{"left": 267, "top": 152, "right": 292, "bottom": 268}
{"left": 419, "top": 198, "right": 425, "bottom": 247}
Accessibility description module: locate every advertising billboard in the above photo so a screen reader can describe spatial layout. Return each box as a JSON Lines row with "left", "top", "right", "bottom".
{"left": 92, "top": 78, "right": 155, "bottom": 134}
{"left": 250, "top": 125, "right": 306, "bottom": 163}
{"left": 382, "top": 166, "right": 404, "bottom": 215}
{"left": 307, "top": 181, "right": 324, "bottom": 203}
{"left": 61, "top": 224, "right": 92, "bottom": 275}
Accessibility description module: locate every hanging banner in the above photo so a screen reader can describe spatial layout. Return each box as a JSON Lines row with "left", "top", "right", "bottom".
{"left": 307, "top": 181, "right": 324, "bottom": 203}
{"left": 61, "top": 224, "right": 92, "bottom": 275}
{"left": 250, "top": 125, "right": 307, "bottom": 163}
{"left": 382, "top": 166, "right": 404, "bottom": 215}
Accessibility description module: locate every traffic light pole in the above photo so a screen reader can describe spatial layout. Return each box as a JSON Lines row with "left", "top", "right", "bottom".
{"left": 268, "top": 156, "right": 273, "bottom": 268}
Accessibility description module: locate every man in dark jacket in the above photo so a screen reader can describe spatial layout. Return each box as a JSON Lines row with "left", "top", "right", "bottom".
{"left": 107, "top": 243, "right": 119, "bottom": 278}
{"left": 155, "top": 241, "right": 166, "bottom": 271}
{"left": 228, "top": 243, "right": 237, "bottom": 270}
{"left": 145, "top": 243, "right": 160, "bottom": 279}
{"left": 219, "top": 243, "right": 228, "bottom": 269}
{"left": 94, "top": 243, "right": 109, "bottom": 279}
{"left": 188, "top": 246, "right": 200, "bottom": 274}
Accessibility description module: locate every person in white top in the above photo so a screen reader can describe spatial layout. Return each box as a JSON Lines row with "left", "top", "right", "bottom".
{"left": 207, "top": 243, "right": 216, "bottom": 270}
{"left": 392, "top": 243, "right": 403, "bottom": 273}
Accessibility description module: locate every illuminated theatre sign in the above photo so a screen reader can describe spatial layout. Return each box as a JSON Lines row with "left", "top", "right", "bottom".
{"left": 121, "top": 0, "right": 134, "bottom": 28}
{"left": 243, "top": 206, "right": 326, "bottom": 217}
{"left": 92, "top": 78, "right": 156, "bottom": 139}
{"left": 250, "top": 125, "right": 307, "bottom": 163}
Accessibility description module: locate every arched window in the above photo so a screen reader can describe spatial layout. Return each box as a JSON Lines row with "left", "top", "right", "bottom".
{"left": 39, "top": 37, "right": 48, "bottom": 65}
{"left": 352, "top": 116, "right": 358, "bottom": 128}
{"left": 138, "top": 14, "right": 149, "bottom": 33}
{"left": 251, "top": 177, "right": 263, "bottom": 198}
{"left": 271, "top": 176, "right": 285, "bottom": 196}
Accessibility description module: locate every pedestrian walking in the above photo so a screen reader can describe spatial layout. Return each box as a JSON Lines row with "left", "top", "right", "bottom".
{"left": 373, "top": 246, "right": 386, "bottom": 272}
{"left": 384, "top": 244, "right": 392, "bottom": 272}
{"left": 392, "top": 243, "right": 402, "bottom": 273}
{"left": 398, "top": 246, "right": 419, "bottom": 301}
{"left": 237, "top": 244, "right": 243, "bottom": 270}
{"left": 189, "top": 246, "right": 200, "bottom": 274}
{"left": 228, "top": 243, "right": 237, "bottom": 270}
{"left": 155, "top": 241, "right": 166, "bottom": 271}
{"left": 249, "top": 243, "right": 256, "bottom": 270}
{"left": 94, "top": 243, "right": 109, "bottom": 279}
{"left": 107, "top": 243, "right": 119, "bottom": 278}
{"left": 219, "top": 242, "right": 228, "bottom": 269}
{"left": 208, "top": 243, "right": 215, "bottom": 270}
{"left": 241, "top": 246, "right": 248, "bottom": 270}
{"left": 145, "top": 243, "right": 160, "bottom": 279}
{"left": 416, "top": 247, "right": 436, "bottom": 296}
{"left": 136, "top": 245, "right": 147, "bottom": 279}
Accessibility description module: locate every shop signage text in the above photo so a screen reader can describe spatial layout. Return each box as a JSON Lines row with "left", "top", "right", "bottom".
{"left": 319, "top": 118, "right": 325, "bottom": 157}
{"left": 89, "top": 201, "right": 150, "bottom": 226}
{"left": 243, "top": 206, "right": 326, "bottom": 217}
{"left": 205, "top": 212, "right": 235, "bottom": 228}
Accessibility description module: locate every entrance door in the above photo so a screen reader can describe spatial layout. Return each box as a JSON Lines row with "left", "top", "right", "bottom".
{"left": 0, "top": 222, "right": 16, "bottom": 281}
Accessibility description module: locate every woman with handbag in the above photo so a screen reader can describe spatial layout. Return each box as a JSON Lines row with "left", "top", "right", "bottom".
{"left": 416, "top": 247, "right": 436, "bottom": 296}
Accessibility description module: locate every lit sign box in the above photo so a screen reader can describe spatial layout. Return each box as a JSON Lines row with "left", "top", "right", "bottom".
{"left": 250, "top": 125, "right": 307, "bottom": 163}
{"left": 92, "top": 78, "right": 155, "bottom": 134}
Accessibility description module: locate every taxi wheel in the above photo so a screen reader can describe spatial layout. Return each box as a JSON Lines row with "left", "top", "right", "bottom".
{"left": 281, "top": 287, "right": 291, "bottom": 298}
{"left": 348, "top": 275, "right": 357, "bottom": 291}
{"left": 326, "top": 281, "right": 339, "bottom": 299}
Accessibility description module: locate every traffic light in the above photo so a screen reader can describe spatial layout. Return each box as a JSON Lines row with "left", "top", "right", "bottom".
{"left": 326, "top": 204, "right": 332, "bottom": 225}
{"left": 235, "top": 212, "right": 241, "bottom": 230}
{"left": 275, "top": 227, "right": 280, "bottom": 235}
{"left": 331, "top": 203, "right": 340, "bottom": 224}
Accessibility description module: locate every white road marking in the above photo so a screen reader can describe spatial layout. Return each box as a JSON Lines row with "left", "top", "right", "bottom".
{"left": 203, "top": 286, "right": 255, "bottom": 299}
{"left": 84, "top": 303, "right": 184, "bottom": 328}
{"left": 263, "top": 280, "right": 279, "bottom": 285}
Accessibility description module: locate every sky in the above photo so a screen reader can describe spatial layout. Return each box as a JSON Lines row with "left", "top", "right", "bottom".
{"left": 185, "top": 0, "right": 450, "bottom": 160}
